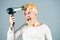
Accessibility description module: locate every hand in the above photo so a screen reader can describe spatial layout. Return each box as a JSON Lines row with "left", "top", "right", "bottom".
{"left": 9, "top": 14, "right": 15, "bottom": 29}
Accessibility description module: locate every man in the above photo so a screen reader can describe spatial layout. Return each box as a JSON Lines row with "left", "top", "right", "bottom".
{"left": 7, "top": 3, "right": 52, "bottom": 40}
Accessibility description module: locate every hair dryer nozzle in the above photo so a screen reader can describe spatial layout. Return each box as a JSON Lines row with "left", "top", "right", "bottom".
{"left": 7, "top": 8, "right": 16, "bottom": 15}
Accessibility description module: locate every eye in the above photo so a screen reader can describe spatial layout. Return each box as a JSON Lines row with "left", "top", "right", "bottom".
{"left": 28, "top": 12, "right": 31, "bottom": 14}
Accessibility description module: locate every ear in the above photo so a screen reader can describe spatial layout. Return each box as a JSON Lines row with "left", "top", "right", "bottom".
{"left": 35, "top": 13, "right": 37, "bottom": 17}
{"left": 33, "top": 11, "right": 37, "bottom": 16}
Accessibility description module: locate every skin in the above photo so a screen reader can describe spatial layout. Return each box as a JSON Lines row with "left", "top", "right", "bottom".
{"left": 9, "top": 8, "right": 42, "bottom": 30}
{"left": 23, "top": 8, "right": 42, "bottom": 27}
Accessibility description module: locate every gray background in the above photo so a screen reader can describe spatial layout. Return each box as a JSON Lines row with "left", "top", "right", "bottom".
{"left": 0, "top": 0, "right": 60, "bottom": 40}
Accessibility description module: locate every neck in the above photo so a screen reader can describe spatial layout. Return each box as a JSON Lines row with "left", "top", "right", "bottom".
{"left": 32, "top": 19, "right": 41, "bottom": 27}
{"left": 27, "top": 19, "right": 42, "bottom": 27}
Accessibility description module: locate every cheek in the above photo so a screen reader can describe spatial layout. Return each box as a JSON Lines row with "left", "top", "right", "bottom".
{"left": 32, "top": 13, "right": 36, "bottom": 16}
{"left": 30, "top": 14, "right": 35, "bottom": 19}
{"left": 24, "top": 15, "right": 27, "bottom": 19}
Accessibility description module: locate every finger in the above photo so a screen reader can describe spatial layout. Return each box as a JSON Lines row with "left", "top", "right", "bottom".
{"left": 10, "top": 16, "right": 15, "bottom": 20}
{"left": 9, "top": 14, "right": 15, "bottom": 17}
{"left": 13, "top": 20, "right": 15, "bottom": 22}
{"left": 12, "top": 19, "right": 15, "bottom": 21}
{"left": 9, "top": 17, "right": 15, "bottom": 22}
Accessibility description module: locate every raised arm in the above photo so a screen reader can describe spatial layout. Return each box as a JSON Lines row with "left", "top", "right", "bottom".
{"left": 7, "top": 15, "right": 23, "bottom": 40}
{"left": 7, "top": 15, "right": 15, "bottom": 40}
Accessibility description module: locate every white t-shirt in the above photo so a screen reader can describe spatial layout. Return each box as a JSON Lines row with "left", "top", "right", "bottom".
{"left": 7, "top": 23, "right": 52, "bottom": 40}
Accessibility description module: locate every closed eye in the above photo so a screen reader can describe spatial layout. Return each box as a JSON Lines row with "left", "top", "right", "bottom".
{"left": 24, "top": 11, "right": 31, "bottom": 15}
{"left": 28, "top": 12, "right": 31, "bottom": 15}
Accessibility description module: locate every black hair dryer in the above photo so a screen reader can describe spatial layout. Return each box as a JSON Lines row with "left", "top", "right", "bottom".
{"left": 7, "top": 7, "right": 16, "bottom": 27}
{"left": 6, "top": 6, "right": 25, "bottom": 26}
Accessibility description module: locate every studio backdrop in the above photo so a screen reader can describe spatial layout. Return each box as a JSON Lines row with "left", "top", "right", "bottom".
{"left": 0, "top": 0, "right": 60, "bottom": 40}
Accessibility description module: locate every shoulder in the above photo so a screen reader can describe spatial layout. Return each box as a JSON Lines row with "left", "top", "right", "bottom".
{"left": 19, "top": 23, "right": 28, "bottom": 29}
{"left": 42, "top": 24, "right": 49, "bottom": 29}
{"left": 15, "top": 23, "right": 28, "bottom": 32}
{"left": 43, "top": 24, "right": 51, "bottom": 32}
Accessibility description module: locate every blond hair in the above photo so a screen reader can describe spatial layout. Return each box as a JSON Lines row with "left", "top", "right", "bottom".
{"left": 23, "top": 3, "right": 38, "bottom": 12}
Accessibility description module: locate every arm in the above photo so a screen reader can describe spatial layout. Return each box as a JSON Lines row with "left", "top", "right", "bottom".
{"left": 7, "top": 27, "right": 23, "bottom": 40}
{"left": 7, "top": 26, "right": 14, "bottom": 40}
{"left": 45, "top": 25, "right": 53, "bottom": 40}
{"left": 7, "top": 15, "right": 23, "bottom": 40}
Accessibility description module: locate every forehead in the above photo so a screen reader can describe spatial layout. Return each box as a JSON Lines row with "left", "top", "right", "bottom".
{"left": 24, "top": 9, "right": 33, "bottom": 13}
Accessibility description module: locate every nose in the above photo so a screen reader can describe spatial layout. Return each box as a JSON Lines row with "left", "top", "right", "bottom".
{"left": 24, "top": 12, "right": 31, "bottom": 18}
{"left": 25, "top": 14, "right": 30, "bottom": 18}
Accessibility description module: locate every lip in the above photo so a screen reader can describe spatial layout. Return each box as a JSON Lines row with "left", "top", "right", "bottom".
{"left": 27, "top": 18, "right": 31, "bottom": 21}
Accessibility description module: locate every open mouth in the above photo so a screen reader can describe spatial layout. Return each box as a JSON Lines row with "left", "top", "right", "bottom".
{"left": 27, "top": 18, "right": 31, "bottom": 21}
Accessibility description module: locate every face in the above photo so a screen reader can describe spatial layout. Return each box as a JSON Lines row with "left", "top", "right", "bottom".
{"left": 24, "top": 9, "right": 37, "bottom": 23}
